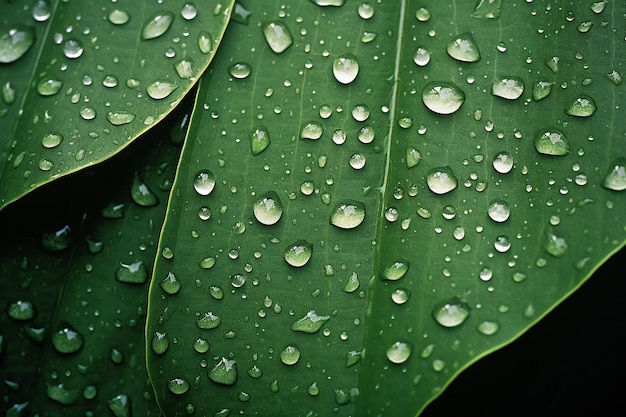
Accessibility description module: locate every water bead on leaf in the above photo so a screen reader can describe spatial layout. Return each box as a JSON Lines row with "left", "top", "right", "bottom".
{"left": 151, "top": 332, "right": 169, "bottom": 355}
{"left": 167, "top": 378, "right": 190, "bottom": 395}
{"left": 250, "top": 126, "right": 271, "bottom": 155}
{"left": 601, "top": 157, "right": 626, "bottom": 191}
{"left": 487, "top": 199, "right": 511, "bottom": 223}
{"left": 146, "top": 81, "right": 178, "bottom": 100}
{"left": 107, "top": 111, "right": 136, "bottom": 126}
{"left": 193, "top": 169, "right": 216, "bottom": 195}
{"left": 565, "top": 95, "right": 597, "bottom": 117}
{"left": 446, "top": 32, "right": 481, "bottom": 63}
{"left": 471, "top": 0, "right": 502, "bottom": 19}
{"left": 115, "top": 261, "right": 148, "bottom": 284}
{"left": 280, "top": 345, "right": 301, "bottom": 365}
{"left": 108, "top": 9, "right": 130, "bottom": 25}
{"left": 426, "top": 166, "right": 458, "bottom": 194}
{"left": 333, "top": 53, "right": 359, "bottom": 84}
{"left": 228, "top": 63, "right": 252, "bottom": 79}
{"left": 0, "top": 26, "right": 36, "bottom": 63}
{"left": 130, "top": 174, "right": 158, "bottom": 206}
{"left": 283, "top": 240, "right": 313, "bottom": 267}
{"left": 253, "top": 191, "right": 283, "bottom": 225}
{"left": 422, "top": 82, "right": 465, "bottom": 114}
{"left": 141, "top": 11, "right": 174, "bottom": 40}
{"left": 492, "top": 76, "right": 524, "bottom": 100}
{"left": 209, "top": 357, "right": 238, "bottom": 385}
{"left": 301, "top": 121, "right": 324, "bottom": 140}
{"left": 432, "top": 298, "right": 470, "bottom": 328}
{"left": 262, "top": 21, "right": 293, "bottom": 53}
{"left": 291, "top": 310, "right": 331, "bottom": 333}
{"left": 382, "top": 260, "right": 409, "bottom": 281}
{"left": 52, "top": 324, "right": 84, "bottom": 353}
{"left": 329, "top": 200, "right": 366, "bottom": 229}
{"left": 386, "top": 341, "right": 412, "bottom": 364}
{"left": 534, "top": 129, "right": 569, "bottom": 156}
{"left": 160, "top": 272, "right": 181, "bottom": 294}
{"left": 532, "top": 80, "right": 554, "bottom": 101}
{"left": 196, "top": 312, "right": 222, "bottom": 329}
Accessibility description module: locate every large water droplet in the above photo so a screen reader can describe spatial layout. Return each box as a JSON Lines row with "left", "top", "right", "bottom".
{"left": 142, "top": 11, "right": 174, "bottom": 40}
{"left": 52, "top": 324, "right": 84, "bottom": 353}
{"left": 146, "top": 81, "right": 178, "bottom": 100}
{"left": 565, "top": 95, "right": 596, "bottom": 117}
{"left": 386, "top": 341, "right": 412, "bottom": 364}
{"left": 228, "top": 63, "right": 252, "bottom": 79}
{"left": 196, "top": 312, "right": 222, "bottom": 329}
{"left": 301, "top": 121, "right": 323, "bottom": 140}
{"left": 108, "top": 9, "right": 130, "bottom": 25}
{"left": 492, "top": 151, "right": 514, "bottom": 173}
{"left": 262, "top": 21, "right": 293, "bottom": 53}
{"left": 333, "top": 53, "right": 359, "bottom": 84}
{"left": 382, "top": 260, "right": 409, "bottom": 281}
{"left": 329, "top": 200, "right": 366, "bottom": 229}
{"left": 391, "top": 288, "right": 410, "bottom": 304}
{"left": 42, "top": 133, "right": 63, "bottom": 149}
{"left": 47, "top": 384, "right": 80, "bottom": 405}
{"left": 291, "top": 310, "right": 330, "bottom": 333}
{"left": 0, "top": 26, "right": 36, "bottom": 63}
{"left": 426, "top": 166, "right": 458, "bottom": 194}
{"left": 310, "top": 0, "right": 345, "bottom": 5}
{"left": 181, "top": 3, "right": 198, "bottom": 20}
{"left": 32, "top": 0, "right": 52, "bottom": 22}
{"left": 487, "top": 199, "right": 510, "bottom": 223}
{"left": 471, "top": 0, "right": 502, "bottom": 19}
{"left": 193, "top": 169, "right": 216, "bottom": 195}
{"left": 532, "top": 80, "right": 554, "bottom": 101}
{"left": 601, "top": 158, "right": 626, "bottom": 191}
{"left": 107, "top": 110, "right": 136, "bottom": 126}
{"left": 63, "top": 39, "right": 83, "bottom": 58}
{"left": 115, "top": 261, "right": 148, "bottom": 284}
{"left": 432, "top": 298, "right": 470, "bottom": 327}
{"left": 151, "top": 332, "right": 169, "bottom": 355}
{"left": 174, "top": 59, "right": 194, "bottom": 79}
{"left": 534, "top": 129, "right": 569, "bottom": 156}
{"left": 8, "top": 300, "right": 35, "bottom": 320}
{"left": 413, "top": 47, "right": 431, "bottom": 66}
{"left": 284, "top": 240, "right": 313, "bottom": 267}
{"left": 422, "top": 82, "right": 465, "bottom": 114}
{"left": 37, "top": 79, "right": 63, "bottom": 96}
{"left": 250, "top": 126, "right": 271, "bottom": 155}
{"left": 160, "top": 272, "right": 181, "bottom": 295}
{"left": 492, "top": 76, "right": 524, "bottom": 100}
{"left": 280, "top": 345, "right": 301, "bottom": 365}
{"left": 108, "top": 394, "right": 130, "bottom": 417}
{"left": 447, "top": 32, "right": 481, "bottom": 62}
{"left": 253, "top": 191, "right": 283, "bottom": 225}
{"left": 168, "top": 378, "right": 190, "bottom": 395}
{"left": 545, "top": 231, "right": 568, "bottom": 257}
{"left": 131, "top": 174, "right": 158, "bottom": 206}
{"left": 209, "top": 357, "right": 238, "bottom": 385}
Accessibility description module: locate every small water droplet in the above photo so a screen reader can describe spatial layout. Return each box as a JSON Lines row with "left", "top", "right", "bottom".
{"left": 253, "top": 191, "right": 283, "bottom": 225}
{"left": 333, "top": 53, "right": 359, "bottom": 84}
{"left": 432, "top": 297, "right": 470, "bottom": 328}
{"left": 492, "top": 76, "right": 524, "bottom": 100}
{"left": 415, "top": 7, "right": 431, "bottom": 21}
{"left": 37, "top": 79, "right": 63, "bottom": 96}
{"left": 565, "top": 95, "right": 596, "bottom": 117}
{"left": 193, "top": 169, "right": 216, "bottom": 195}
{"left": 351, "top": 104, "right": 370, "bottom": 121}
{"left": 487, "top": 199, "right": 510, "bottom": 223}
{"left": 532, "top": 80, "right": 554, "bottom": 101}
{"left": 349, "top": 153, "right": 366, "bottom": 170}
{"left": 391, "top": 288, "right": 410, "bottom": 304}
{"left": 329, "top": 200, "right": 366, "bottom": 229}
{"left": 386, "top": 341, "right": 412, "bottom": 364}
{"left": 198, "top": 31, "right": 212, "bottom": 54}
{"left": 160, "top": 272, "right": 181, "bottom": 294}
{"left": 280, "top": 345, "right": 301, "bottom": 365}
{"left": 477, "top": 321, "right": 499, "bottom": 335}
{"left": 492, "top": 151, "right": 514, "bottom": 173}
{"left": 108, "top": 9, "right": 130, "bottom": 25}
{"left": 63, "top": 39, "right": 83, "bottom": 59}
{"left": 602, "top": 158, "right": 626, "bottom": 191}
{"left": 291, "top": 310, "right": 330, "bottom": 333}
{"left": 8, "top": 300, "right": 35, "bottom": 320}
{"left": 52, "top": 324, "right": 84, "bottom": 353}
{"left": 0, "top": 26, "right": 36, "bottom": 63}
{"left": 301, "top": 121, "right": 323, "bottom": 140}
{"left": 228, "top": 63, "right": 252, "bottom": 79}
{"left": 358, "top": 3, "right": 375, "bottom": 19}
{"left": 534, "top": 129, "right": 569, "bottom": 156}
{"left": 131, "top": 174, "right": 158, "bottom": 207}
{"left": 262, "top": 21, "right": 293, "bottom": 53}
{"left": 47, "top": 384, "right": 80, "bottom": 405}
{"left": 284, "top": 240, "right": 313, "bottom": 267}
{"left": 545, "top": 231, "right": 568, "bottom": 257}
{"left": 471, "top": 0, "right": 502, "bottom": 19}
{"left": 494, "top": 235, "right": 511, "bottom": 253}
{"left": 607, "top": 70, "right": 623, "bottom": 86}
{"left": 413, "top": 47, "right": 431, "bottom": 66}
{"left": 250, "top": 126, "right": 271, "bottom": 155}
{"left": 151, "top": 332, "right": 169, "bottom": 355}
{"left": 142, "top": 11, "right": 174, "bottom": 40}
{"left": 360, "top": 31, "right": 378, "bottom": 43}
{"left": 146, "top": 80, "right": 178, "bottom": 100}
{"left": 406, "top": 147, "right": 422, "bottom": 168}
{"left": 545, "top": 56, "right": 559, "bottom": 74}
{"left": 422, "top": 82, "right": 465, "bottom": 114}
{"left": 426, "top": 166, "right": 458, "bottom": 194}
{"left": 80, "top": 106, "right": 96, "bottom": 120}
{"left": 193, "top": 337, "right": 210, "bottom": 353}
{"left": 168, "top": 378, "right": 190, "bottom": 395}
{"left": 107, "top": 110, "right": 136, "bottom": 126}
{"left": 32, "top": 0, "right": 52, "bottom": 22}
{"left": 42, "top": 133, "right": 63, "bottom": 149}
{"left": 196, "top": 312, "right": 222, "bottom": 329}
{"left": 181, "top": 3, "right": 198, "bottom": 20}
{"left": 209, "top": 357, "right": 238, "bottom": 385}
{"left": 174, "top": 58, "right": 194, "bottom": 79}
{"left": 382, "top": 260, "right": 409, "bottom": 281}
{"left": 115, "top": 261, "right": 148, "bottom": 284}
{"left": 447, "top": 32, "right": 481, "bottom": 62}
{"left": 577, "top": 21, "right": 593, "bottom": 33}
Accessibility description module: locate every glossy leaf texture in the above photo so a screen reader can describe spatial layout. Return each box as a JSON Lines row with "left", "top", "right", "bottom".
{"left": 0, "top": 101, "right": 188, "bottom": 416}
{"left": 145, "top": 0, "right": 626, "bottom": 416}
{"left": 0, "top": 0, "right": 234, "bottom": 210}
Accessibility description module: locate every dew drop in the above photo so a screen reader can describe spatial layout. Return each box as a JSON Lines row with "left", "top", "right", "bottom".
{"left": 193, "top": 338, "right": 210, "bottom": 353}
{"left": 565, "top": 95, "right": 596, "bottom": 117}
{"left": 142, "top": 11, "right": 174, "bottom": 40}
{"left": 534, "top": 129, "right": 569, "bottom": 156}
{"left": 382, "top": 260, "right": 409, "bottom": 281}
{"left": 37, "top": 79, "right": 63, "bottom": 96}
{"left": 115, "top": 261, "right": 148, "bottom": 284}
{"left": 80, "top": 107, "right": 96, "bottom": 120}
{"left": 262, "top": 21, "right": 293, "bottom": 54}
{"left": 477, "top": 321, "right": 499, "bottom": 335}
{"left": 107, "top": 111, "right": 136, "bottom": 126}
{"left": 32, "top": 0, "right": 52, "bottom": 22}
{"left": 250, "top": 126, "right": 271, "bottom": 155}
{"left": 196, "top": 312, "right": 222, "bottom": 329}
{"left": 280, "top": 345, "right": 301, "bottom": 365}
{"left": 492, "top": 76, "right": 524, "bottom": 100}
{"left": 358, "top": 3, "right": 374, "bottom": 19}
{"left": 406, "top": 148, "right": 422, "bottom": 168}
{"left": 284, "top": 240, "right": 313, "bottom": 267}
{"left": 422, "top": 82, "right": 465, "bottom": 114}
{"left": 601, "top": 158, "right": 626, "bottom": 191}
{"left": 357, "top": 126, "right": 375, "bottom": 143}
{"left": 446, "top": 32, "right": 481, "bottom": 62}
{"left": 546, "top": 231, "right": 568, "bottom": 257}
{"left": 386, "top": 341, "right": 412, "bottom": 364}
{"left": 0, "top": 26, "right": 36, "bottom": 63}
{"left": 8, "top": 300, "right": 35, "bottom": 320}
{"left": 160, "top": 272, "right": 181, "bottom": 295}
{"left": 351, "top": 104, "right": 370, "bottom": 121}
{"left": 532, "top": 80, "right": 554, "bottom": 101}
{"left": 349, "top": 153, "right": 366, "bottom": 170}
{"left": 198, "top": 31, "right": 212, "bottom": 54}
{"left": 228, "top": 63, "right": 252, "bottom": 79}
{"left": 63, "top": 39, "right": 83, "bottom": 59}
{"left": 607, "top": 70, "right": 623, "bottom": 86}
{"left": 301, "top": 121, "right": 323, "bottom": 140}
{"left": 42, "top": 133, "right": 63, "bottom": 149}
{"left": 209, "top": 357, "right": 238, "bottom": 385}
{"left": 426, "top": 166, "right": 458, "bottom": 194}
{"left": 545, "top": 56, "right": 559, "bottom": 74}
{"left": 193, "top": 169, "right": 216, "bottom": 195}
{"left": 413, "top": 47, "right": 431, "bottom": 66}
{"left": 329, "top": 200, "right": 366, "bottom": 229}
{"left": 492, "top": 151, "right": 513, "bottom": 173}
{"left": 181, "top": 3, "right": 198, "bottom": 20}
{"left": 52, "top": 324, "right": 84, "bottom": 353}
{"left": 151, "top": 332, "right": 169, "bottom": 355}
{"left": 107, "top": 394, "right": 130, "bottom": 417}
{"left": 494, "top": 235, "right": 511, "bottom": 253}
{"left": 253, "top": 191, "right": 283, "bottom": 225}
{"left": 391, "top": 288, "right": 410, "bottom": 305}
{"left": 471, "top": 0, "right": 502, "bottom": 19}
{"left": 333, "top": 53, "right": 359, "bottom": 84}
{"left": 168, "top": 378, "right": 190, "bottom": 395}
{"left": 146, "top": 81, "right": 178, "bottom": 100}
{"left": 130, "top": 174, "right": 158, "bottom": 207}
{"left": 108, "top": 9, "right": 130, "bottom": 25}
{"left": 174, "top": 59, "right": 194, "bottom": 79}
{"left": 415, "top": 7, "right": 431, "bottom": 21}
{"left": 291, "top": 310, "right": 330, "bottom": 334}
{"left": 432, "top": 298, "right": 470, "bottom": 328}
{"left": 487, "top": 199, "right": 510, "bottom": 223}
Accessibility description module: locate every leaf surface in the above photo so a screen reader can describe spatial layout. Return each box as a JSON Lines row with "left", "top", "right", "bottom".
{"left": 0, "top": 0, "right": 233, "bottom": 210}
{"left": 145, "top": 0, "right": 625, "bottom": 416}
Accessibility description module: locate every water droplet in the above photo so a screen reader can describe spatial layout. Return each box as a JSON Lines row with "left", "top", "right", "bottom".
{"left": 333, "top": 54, "right": 359, "bottom": 84}
{"left": 253, "top": 191, "right": 283, "bottom": 225}
{"left": 307, "top": 382, "right": 320, "bottom": 396}
{"left": 471, "top": 0, "right": 502, "bottom": 19}
{"left": 432, "top": 298, "right": 470, "bottom": 328}
{"left": 386, "top": 341, "right": 412, "bottom": 364}
{"left": 181, "top": 3, "right": 198, "bottom": 20}
{"left": 602, "top": 158, "right": 626, "bottom": 191}
{"left": 37, "top": 78, "right": 63, "bottom": 96}
{"left": 262, "top": 21, "right": 293, "bottom": 54}
{"left": 42, "top": 133, "right": 63, "bottom": 149}
{"left": 477, "top": 321, "right": 499, "bottom": 335}
{"left": 63, "top": 39, "right": 83, "bottom": 59}
{"left": 342, "top": 272, "right": 360, "bottom": 293}
{"left": 107, "top": 110, "right": 136, "bottom": 126}
{"left": 115, "top": 261, "right": 148, "bottom": 284}
{"left": 545, "top": 56, "right": 559, "bottom": 74}
{"left": 494, "top": 235, "right": 511, "bottom": 253}
{"left": 151, "top": 332, "right": 169, "bottom": 355}
{"left": 131, "top": 174, "right": 158, "bottom": 207}
{"left": 193, "top": 169, "right": 216, "bottom": 195}
{"left": 108, "top": 9, "right": 130, "bottom": 25}
{"left": 391, "top": 288, "right": 410, "bottom": 305}
{"left": 492, "top": 151, "right": 513, "bottom": 173}
{"left": 250, "top": 126, "right": 271, "bottom": 155}
{"left": 228, "top": 63, "right": 252, "bottom": 79}
{"left": 310, "top": 0, "right": 346, "bottom": 6}
{"left": 492, "top": 76, "right": 524, "bottom": 100}
{"left": 360, "top": 31, "right": 378, "bottom": 43}
{"left": 280, "top": 345, "right": 301, "bottom": 365}
{"left": 196, "top": 312, "right": 222, "bottom": 329}
{"left": 534, "top": 129, "right": 569, "bottom": 156}
{"left": 193, "top": 338, "right": 210, "bottom": 353}
{"left": 248, "top": 365, "right": 263, "bottom": 379}
{"left": 146, "top": 80, "right": 178, "bottom": 100}
{"left": 160, "top": 272, "right": 181, "bottom": 294}
{"left": 232, "top": 2, "right": 252, "bottom": 24}
{"left": 142, "top": 11, "right": 174, "bottom": 40}
{"left": 426, "top": 166, "right": 458, "bottom": 194}
{"left": 349, "top": 153, "right": 366, "bottom": 170}
{"left": 565, "top": 95, "right": 596, "bottom": 117}
{"left": 230, "top": 273, "right": 246, "bottom": 288}
{"left": 0, "top": 26, "right": 36, "bottom": 63}
{"left": 607, "top": 70, "right": 623, "bottom": 86}
{"left": 546, "top": 231, "right": 568, "bottom": 257}
{"left": 406, "top": 148, "right": 422, "bottom": 168}
{"left": 422, "top": 82, "right": 465, "bottom": 114}
{"left": 487, "top": 199, "right": 510, "bottom": 223}
{"left": 382, "top": 260, "right": 409, "bottom": 281}
{"left": 291, "top": 310, "right": 330, "bottom": 333}
{"left": 413, "top": 47, "right": 431, "bottom": 66}
{"left": 351, "top": 104, "right": 370, "bottom": 122}
{"left": 79, "top": 106, "right": 96, "bottom": 120}
{"left": 47, "top": 384, "right": 80, "bottom": 405}
{"left": 577, "top": 21, "right": 593, "bottom": 33}
{"left": 198, "top": 31, "right": 212, "bottom": 54}
{"left": 357, "top": 126, "right": 375, "bottom": 143}
{"left": 284, "top": 240, "right": 313, "bottom": 267}
{"left": 301, "top": 121, "right": 323, "bottom": 140}
{"left": 174, "top": 58, "right": 194, "bottom": 79}
{"left": 329, "top": 200, "right": 366, "bottom": 229}
{"left": 209, "top": 357, "right": 238, "bottom": 385}
{"left": 415, "top": 7, "right": 431, "bottom": 21}
{"left": 590, "top": 1, "right": 607, "bottom": 13}
{"left": 32, "top": 0, "right": 52, "bottom": 22}
{"left": 532, "top": 80, "right": 554, "bottom": 101}
{"left": 447, "top": 32, "right": 481, "bottom": 62}
{"left": 52, "top": 324, "right": 84, "bottom": 353}
{"left": 333, "top": 129, "right": 346, "bottom": 144}
{"left": 168, "top": 378, "right": 190, "bottom": 395}
{"left": 358, "top": 3, "right": 374, "bottom": 19}
{"left": 108, "top": 394, "right": 130, "bottom": 417}
{"left": 8, "top": 300, "right": 35, "bottom": 320}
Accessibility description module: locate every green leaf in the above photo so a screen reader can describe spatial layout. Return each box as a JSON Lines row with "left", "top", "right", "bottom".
{"left": 0, "top": 100, "right": 188, "bottom": 415}
{"left": 0, "top": 0, "right": 234, "bottom": 211}
{"left": 146, "top": 1, "right": 624, "bottom": 416}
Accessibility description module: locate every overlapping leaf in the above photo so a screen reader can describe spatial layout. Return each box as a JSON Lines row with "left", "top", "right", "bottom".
{"left": 0, "top": 0, "right": 234, "bottom": 210}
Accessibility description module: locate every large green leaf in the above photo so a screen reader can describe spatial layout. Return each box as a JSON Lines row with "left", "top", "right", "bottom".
{"left": 146, "top": 1, "right": 625, "bottom": 416}
{"left": 0, "top": 0, "right": 233, "bottom": 211}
